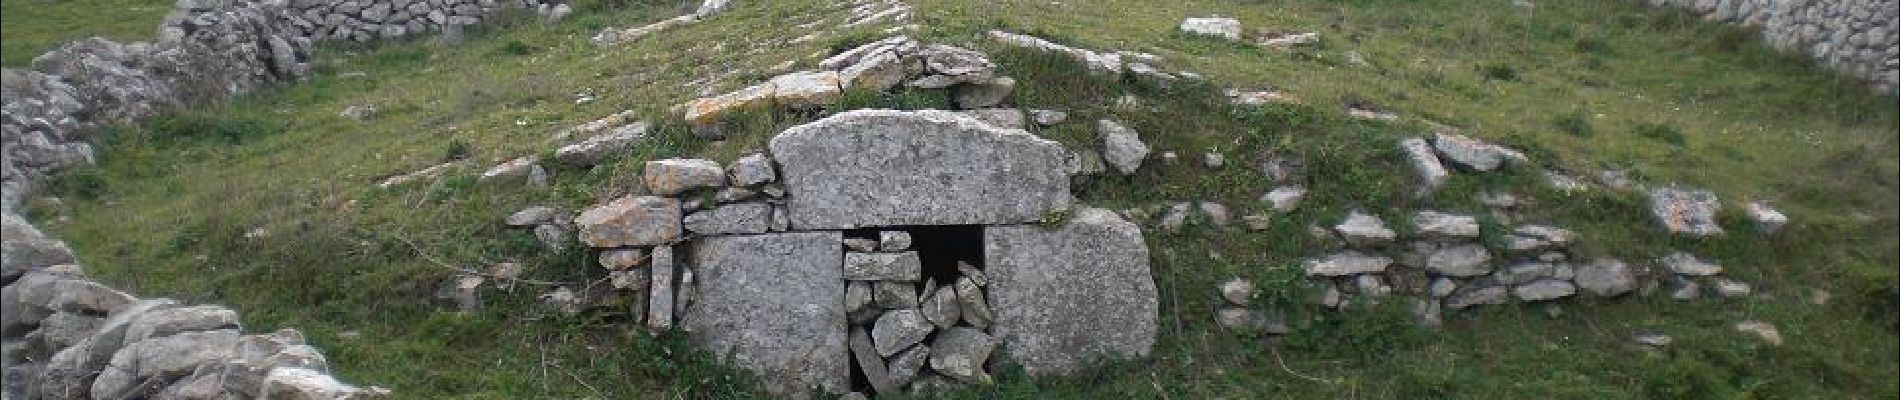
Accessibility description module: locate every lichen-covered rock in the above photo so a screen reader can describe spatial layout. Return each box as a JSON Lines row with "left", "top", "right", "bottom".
{"left": 682, "top": 203, "right": 770, "bottom": 235}
{"left": 1649, "top": 187, "right": 1723, "bottom": 236}
{"left": 843, "top": 252, "right": 923, "bottom": 281}
{"left": 1098, "top": 119, "right": 1150, "bottom": 175}
{"left": 727, "top": 153, "right": 776, "bottom": 187}
{"left": 929, "top": 328, "right": 996, "bottom": 384}
{"left": 575, "top": 196, "right": 681, "bottom": 248}
{"left": 683, "top": 232, "right": 847, "bottom": 396}
{"left": 986, "top": 208, "right": 1156, "bottom": 375}
{"left": 770, "top": 110, "right": 1071, "bottom": 229}
{"left": 872, "top": 309, "right": 933, "bottom": 357}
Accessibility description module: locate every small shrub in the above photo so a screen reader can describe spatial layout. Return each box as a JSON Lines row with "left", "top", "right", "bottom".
{"left": 1480, "top": 63, "right": 1520, "bottom": 82}
{"left": 1632, "top": 122, "right": 1687, "bottom": 146}
{"left": 494, "top": 39, "right": 537, "bottom": 56}
{"left": 441, "top": 140, "right": 473, "bottom": 162}
{"left": 1551, "top": 111, "right": 1594, "bottom": 138}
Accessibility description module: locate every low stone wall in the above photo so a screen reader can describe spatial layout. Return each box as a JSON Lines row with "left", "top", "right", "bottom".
{"left": 1647, "top": 0, "right": 1899, "bottom": 93}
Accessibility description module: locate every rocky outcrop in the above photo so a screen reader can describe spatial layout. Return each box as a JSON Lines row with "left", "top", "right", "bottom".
{"left": 1, "top": 223, "right": 380, "bottom": 399}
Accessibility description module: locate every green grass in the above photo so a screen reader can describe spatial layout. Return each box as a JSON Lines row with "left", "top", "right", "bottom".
{"left": 0, "top": 0, "right": 171, "bottom": 66}
{"left": 11, "top": 0, "right": 1898, "bottom": 398}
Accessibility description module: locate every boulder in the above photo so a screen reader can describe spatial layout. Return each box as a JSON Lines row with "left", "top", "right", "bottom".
{"left": 1304, "top": 251, "right": 1392, "bottom": 276}
{"left": 1098, "top": 120, "right": 1150, "bottom": 175}
{"left": 682, "top": 203, "right": 771, "bottom": 235}
{"left": 843, "top": 252, "right": 923, "bottom": 281}
{"left": 920, "top": 284, "right": 960, "bottom": 329}
{"left": 574, "top": 196, "right": 681, "bottom": 247}
{"left": 682, "top": 232, "right": 848, "bottom": 396}
{"left": 770, "top": 110, "right": 1071, "bottom": 229}
{"left": 928, "top": 328, "right": 996, "bottom": 384}
{"left": 91, "top": 329, "right": 241, "bottom": 399}
{"left": 644, "top": 159, "right": 725, "bottom": 196}
{"left": 1649, "top": 187, "right": 1723, "bottom": 236}
{"left": 871, "top": 309, "right": 932, "bottom": 357}
{"left": 1178, "top": 17, "right": 1242, "bottom": 39}
{"left": 954, "top": 277, "right": 993, "bottom": 330}
{"left": 986, "top": 208, "right": 1156, "bottom": 375}
{"left": 121, "top": 305, "right": 241, "bottom": 347}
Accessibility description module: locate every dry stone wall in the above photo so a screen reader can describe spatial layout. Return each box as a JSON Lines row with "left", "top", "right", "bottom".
{"left": 1648, "top": 0, "right": 1899, "bottom": 92}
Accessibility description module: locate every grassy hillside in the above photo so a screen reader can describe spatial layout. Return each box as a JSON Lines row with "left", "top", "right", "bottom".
{"left": 13, "top": 0, "right": 1898, "bottom": 398}
{"left": 0, "top": 0, "right": 172, "bottom": 66}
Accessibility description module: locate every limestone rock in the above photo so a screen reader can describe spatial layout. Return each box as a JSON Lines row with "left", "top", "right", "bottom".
{"left": 1734, "top": 320, "right": 1783, "bottom": 346}
{"left": 879, "top": 231, "right": 912, "bottom": 251}
{"left": 1400, "top": 138, "right": 1449, "bottom": 195}
{"left": 1179, "top": 17, "right": 1242, "bottom": 40}
{"left": 1431, "top": 132, "right": 1527, "bottom": 172}
{"left": 644, "top": 159, "right": 725, "bottom": 196}
{"left": 1030, "top": 109, "right": 1068, "bottom": 126}
{"left": 986, "top": 208, "right": 1156, "bottom": 375}
{"left": 1573, "top": 258, "right": 1636, "bottom": 297}
{"left": 887, "top": 344, "right": 930, "bottom": 388}
{"left": 844, "top": 252, "right": 923, "bottom": 282}
{"left": 684, "top": 83, "right": 775, "bottom": 131}
{"left": 1649, "top": 187, "right": 1724, "bottom": 236}
{"left": 872, "top": 309, "right": 932, "bottom": 357}
{"left": 1426, "top": 244, "right": 1492, "bottom": 277}
{"left": 478, "top": 156, "right": 537, "bottom": 183}
{"left": 3, "top": 212, "right": 78, "bottom": 280}
{"left": 91, "top": 329, "right": 240, "bottom": 399}
{"left": 986, "top": 30, "right": 1125, "bottom": 73}
{"left": 1745, "top": 201, "right": 1788, "bottom": 233}
{"left": 682, "top": 232, "right": 847, "bottom": 396}
{"left": 1098, "top": 119, "right": 1150, "bottom": 175}
{"left": 121, "top": 305, "right": 240, "bottom": 347}
{"left": 954, "top": 277, "right": 993, "bottom": 330}
{"left": 954, "top": 76, "right": 1015, "bottom": 109}
{"left": 770, "top": 110, "right": 1071, "bottom": 229}
{"left": 1512, "top": 279, "right": 1577, "bottom": 302}
{"left": 1219, "top": 278, "right": 1257, "bottom": 306}
{"left": 1413, "top": 211, "right": 1480, "bottom": 239}
{"left": 727, "top": 153, "right": 777, "bottom": 187}
{"left": 848, "top": 327, "right": 896, "bottom": 394}
{"left": 575, "top": 196, "right": 681, "bottom": 247}
{"left": 554, "top": 122, "right": 648, "bottom": 166}
{"left": 1261, "top": 186, "right": 1305, "bottom": 212}
{"left": 1333, "top": 211, "right": 1397, "bottom": 246}
{"left": 682, "top": 203, "right": 771, "bottom": 235}
{"left": 1304, "top": 251, "right": 1392, "bottom": 276}
{"left": 1660, "top": 252, "right": 1722, "bottom": 276}
{"left": 1446, "top": 285, "right": 1508, "bottom": 310}
{"left": 765, "top": 70, "right": 843, "bottom": 109}
{"left": 928, "top": 328, "right": 996, "bottom": 384}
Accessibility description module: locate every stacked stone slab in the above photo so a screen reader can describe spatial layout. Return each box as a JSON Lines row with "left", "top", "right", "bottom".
{"left": 560, "top": 109, "right": 1155, "bottom": 398}
{"left": 2, "top": 214, "right": 379, "bottom": 399}
{"left": 679, "top": 36, "right": 1021, "bottom": 137}
{"left": 1647, "top": 0, "right": 1898, "bottom": 93}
